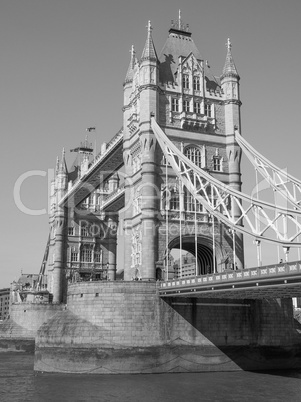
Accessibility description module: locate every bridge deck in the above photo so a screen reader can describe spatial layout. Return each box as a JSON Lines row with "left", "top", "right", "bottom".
{"left": 159, "top": 261, "right": 301, "bottom": 299}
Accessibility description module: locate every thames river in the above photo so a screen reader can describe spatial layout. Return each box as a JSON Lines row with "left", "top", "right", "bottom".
{"left": 1, "top": 353, "right": 301, "bottom": 401}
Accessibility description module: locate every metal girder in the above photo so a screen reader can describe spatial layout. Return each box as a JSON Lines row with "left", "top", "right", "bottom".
{"left": 151, "top": 118, "right": 301, "bottom": 247}
{"left": 235, "top": 130, "right": 301, "bottom": 209}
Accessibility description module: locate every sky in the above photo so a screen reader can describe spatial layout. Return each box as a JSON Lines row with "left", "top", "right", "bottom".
{"left": 1, "top": 0, "right": 301, "bottom": 287}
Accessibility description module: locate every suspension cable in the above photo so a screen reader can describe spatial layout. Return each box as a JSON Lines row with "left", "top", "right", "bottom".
{"left": 165, "top": 154, "right": 169, "bottom": 281}
{"left": 273, "top": 171, "right": 281, "bottom": 262}
{"left": 211, "top": 188, "right": 216, "bottom": 273}
{"left": 255, "top": 168, "right": 262, "bottom": 266}
{"left": 179, "top": 177, "right": 183, "bottom": 278}
{"left": 294, "top": 184, "right": 301, "bottom": 260}
{"left": 194, "top": 172, "right": 198, "bottom": 276}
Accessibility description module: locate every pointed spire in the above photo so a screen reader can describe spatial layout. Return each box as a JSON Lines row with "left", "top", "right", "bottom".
{"left": 58, "top": 147, "right": 68, "bottom": 175}
{"left": 124, "top": 45, "right": 136, "bottom": 84}
{"left": 222, "top": 38, "right": 239, "bottom": 79}
{"left": 141, "top": 20, "right": 158, "bottom": 62}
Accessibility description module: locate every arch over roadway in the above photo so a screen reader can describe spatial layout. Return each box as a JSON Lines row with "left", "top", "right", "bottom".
{"left": 168, "top": 234, "right": 230, "bottom": 275}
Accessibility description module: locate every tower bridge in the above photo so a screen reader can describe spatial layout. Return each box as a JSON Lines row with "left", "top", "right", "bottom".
{"left": 7, "top": 12, "right": 301, "bottom": 374}
{"left": 38, "top": 12, "right": 301, "bottom": 303}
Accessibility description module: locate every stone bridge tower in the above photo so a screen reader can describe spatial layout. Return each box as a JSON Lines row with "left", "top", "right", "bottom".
{"left": 123, "top": 14, "right": 243, "bottom": 281}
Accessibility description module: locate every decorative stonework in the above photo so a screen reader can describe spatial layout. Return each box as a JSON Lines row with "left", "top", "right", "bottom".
{"left": 131, "top": 225, "right": 142, "bottom": 270}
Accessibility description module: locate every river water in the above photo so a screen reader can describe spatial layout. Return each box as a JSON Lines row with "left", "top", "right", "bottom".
{"left": 1, "top": 353, "right": 301, "bottom": 402}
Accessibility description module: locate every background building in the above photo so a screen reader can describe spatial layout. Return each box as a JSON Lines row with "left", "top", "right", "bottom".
{"left": 0, "top": 288, "right": 10, "bottom": 320}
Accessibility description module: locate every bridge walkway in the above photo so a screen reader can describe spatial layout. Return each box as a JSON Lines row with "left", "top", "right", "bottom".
{"left": 159, "top": 261, "right": 301, "bottom": 299}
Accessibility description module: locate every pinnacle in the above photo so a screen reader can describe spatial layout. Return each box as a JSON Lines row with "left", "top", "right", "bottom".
{"left": 222, "top": 38, "right": 239, "bottom": 79}
{"left": 141, "top": 20, "right": 158, "bottom": 62}
{"left": 124, "top": 45, "right": 136, "bottom": 84}
{"left": 58, "top": 147, "right": 68, "bottom": 175}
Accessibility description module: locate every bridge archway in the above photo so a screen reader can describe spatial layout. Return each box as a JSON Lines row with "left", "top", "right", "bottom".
{"left": 169, "top": 235, "right": 225, "bottom": 275}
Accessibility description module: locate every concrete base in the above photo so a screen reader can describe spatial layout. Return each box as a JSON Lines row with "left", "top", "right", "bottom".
{"left": 34, "top": 344, "right": 301, "bottom": 374}
{"left": 0, "top": 338, "right": 34, "bottom": 353}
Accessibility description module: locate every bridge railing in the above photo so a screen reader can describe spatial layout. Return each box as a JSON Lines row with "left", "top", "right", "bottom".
{"left": 161, "top": 260, "right": 301, "bottom": 290}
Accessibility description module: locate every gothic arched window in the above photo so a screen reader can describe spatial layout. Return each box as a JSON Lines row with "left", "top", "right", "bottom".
{"left": 193, "top": 76, "right": 200, "bottom": 91}
{"left": 184, "top": 146, "right": 205, "bottom": 168}
{"left": 182, "top": 74, "right": 189, "bottom": 89}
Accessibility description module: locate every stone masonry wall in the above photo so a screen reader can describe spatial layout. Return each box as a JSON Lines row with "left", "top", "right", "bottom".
{"left": 34, "top": 282, "right": 301, "bottom": 373}
{"left": 0, "top": 303, "right": 63, "bottom": 340}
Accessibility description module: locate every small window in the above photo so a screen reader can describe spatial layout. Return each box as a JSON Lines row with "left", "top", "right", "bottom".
{"left": 194, "top": 102, "right": 201, "bottom": 114}
{"left": 204, "top": 103, "right": 212, "bottom": 117}
{"left": 171, "top": 98, "right": 179, "bottom": 112}
{"left": 213, "top": 156, "right": 222, "bottom": 172}
{"left": 94, "top": 250, "right": 102, "bottom": 263}
{"left": 182, "top": 74, "right": 189, "bottom": 89}
{"left": 81, "top": 226, "right": 88, "bottom": 236}
{"left": 68, "top": 227, "right": 75, "bottom": 236}
{"left": 71, "top": 252, "right": 78, "bottom": 262}
{"left": 95, "top": 293, "right": 99, "bottom": 297}
{"left": 170, "top": 188, "right": 180, "bottom": 211}
{"left": 193, "top": 76, "right": 200, "bottom": 91}
{"left": 183, "top": 100, "right": 190, "bottom": 112}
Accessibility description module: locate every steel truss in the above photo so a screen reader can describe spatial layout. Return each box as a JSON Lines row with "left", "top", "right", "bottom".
{"left": 151, "top": 118, "right": 301, "bottom": 247}
{"left": 235, "top": 130, "right": 301, "bottom": 210}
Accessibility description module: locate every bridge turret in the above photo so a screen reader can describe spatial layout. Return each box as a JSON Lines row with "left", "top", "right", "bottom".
{"left": 52, "top": 148, "right": 68, "bottom": 303}
{"left": 221, "top": 39, "right": 244, "bottom": 269}
{"left": 122, "top": 21, "right": 160, "bottom": 280}
{"left": 122, "top": 46, "right": 137, "bottom": 280}
{"left": 221, "top": 38, "right": 241, "bottom": 133}
{"left": 139, "top": 20, "right": 159, "bottom": 88}
{"left": 138, "top": 21, "right": 160, "bottom": 280}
